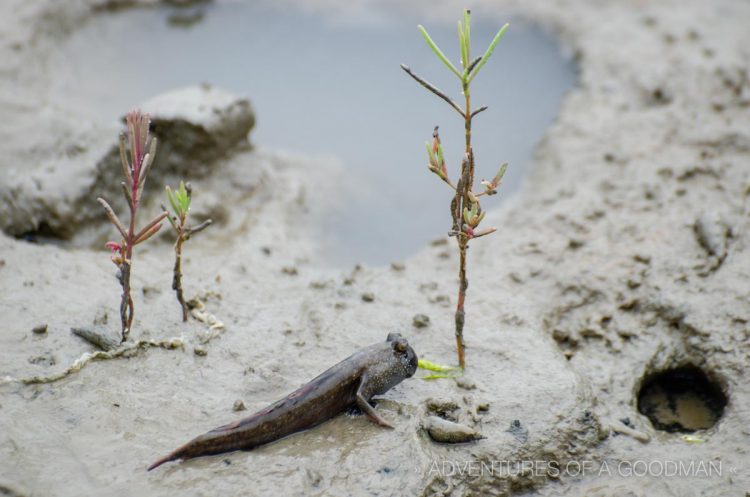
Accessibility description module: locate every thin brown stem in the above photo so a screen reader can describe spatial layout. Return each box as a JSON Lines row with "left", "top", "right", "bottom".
{"left": 470, "top": 105, "right": 488, "bottom": 119}
{"left": 433, "top": 172, "right": 457, "bottom": 190}
{"left": 474, "top": 188, "right": 497, "bottom": 197}
{"left": 173, "top": 234, "right": 188, "bottom": 321}
{"left": 451, "top": 80, "right": 475, "bottom": 370}
{"left": 188, "top": 219, "right": 213, "bottom": 237}
{"left": 401, "top": 65, "right": 465, "bottom": 117}
{"left": 119, "top": 260, "right": 133, "bottom": 343}
{"left": 120, "top": 198, "right": 136, "bottom": 343}
{"left": 455, "top": 242, "right": 467, "bottom": 369}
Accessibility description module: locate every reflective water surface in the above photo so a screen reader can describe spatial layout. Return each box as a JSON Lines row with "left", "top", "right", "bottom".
{"left": 51, "top": 2, "right": 575, "bottom": 265}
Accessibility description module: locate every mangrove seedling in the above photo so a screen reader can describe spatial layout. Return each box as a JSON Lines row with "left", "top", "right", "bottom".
{"left": 163, "top": 181, "right": 212, "bottom": 321}
{"left": 99, "top": 110, "right": 168, "bottom": 343}
{"left": 402, "top": 10, "right": 509, "bottom": 369}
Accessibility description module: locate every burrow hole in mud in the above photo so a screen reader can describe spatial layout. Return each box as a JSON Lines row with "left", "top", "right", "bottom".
{"left": 637, "top": 365, "right": 727, "bottom": 433}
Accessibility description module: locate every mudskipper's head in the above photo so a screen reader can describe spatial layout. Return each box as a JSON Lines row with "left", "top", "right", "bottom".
{"left": 386, "top": 333, "right": 418, "bottom": 378}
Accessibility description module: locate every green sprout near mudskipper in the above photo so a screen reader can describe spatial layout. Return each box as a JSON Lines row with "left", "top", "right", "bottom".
{"left": 99, "top": 110, "right": 168, "bottom": 343}
{"left": 163, "top": 181, "right": 212, "bottom": 321}
{"left": 418, "top": 358, "right": 461, "bottom": 380}
{"left": 402, "top": 10, "right": 509, "bottom": 370}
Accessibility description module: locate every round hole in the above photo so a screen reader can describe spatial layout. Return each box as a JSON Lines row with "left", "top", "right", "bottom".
{"left": 637, "top": 365, "right": 727, "bottom": 433}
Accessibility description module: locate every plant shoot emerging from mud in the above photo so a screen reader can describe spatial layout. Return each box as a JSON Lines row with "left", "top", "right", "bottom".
{"left": 402, "top": 10, "right": 509, "bottom": 369}
{"left": 163, "top": 181, "right": 212, "bottom": 321}
{"left": 98, "top": 110, "right": 168, "bottom": 343}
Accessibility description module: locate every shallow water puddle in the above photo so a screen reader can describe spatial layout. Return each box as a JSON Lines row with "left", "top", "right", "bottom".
{"left": 50, "top": 2, "right": 575, "bottom": 266}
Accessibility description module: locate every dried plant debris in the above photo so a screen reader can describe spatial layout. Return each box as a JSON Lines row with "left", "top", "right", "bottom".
{"left": 1, "top": 337, "right": 185, "bottom": 386}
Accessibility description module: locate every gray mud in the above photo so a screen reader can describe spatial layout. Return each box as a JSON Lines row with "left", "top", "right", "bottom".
{"left": 1, "top": 0, "right": 749, "bottom": 496}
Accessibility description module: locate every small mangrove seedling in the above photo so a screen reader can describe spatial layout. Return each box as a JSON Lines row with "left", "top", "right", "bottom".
{"left": 99, "top": 110, "right": 168, "bottom": 343}
{"left": 163, "top": 181, "right": 212, "bottom": 321}
{"left": 402, "top": 10, "right": 509, "bottom": 369}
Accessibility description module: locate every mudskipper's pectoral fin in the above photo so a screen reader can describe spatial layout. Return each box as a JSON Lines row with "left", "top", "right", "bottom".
{"left": 356, "top": 375, "right": 394, "bottom": 429}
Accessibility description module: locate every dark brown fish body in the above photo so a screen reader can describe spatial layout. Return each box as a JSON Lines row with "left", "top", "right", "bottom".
{"left": 148, "top": 333, "right": 418, "bottom": 470}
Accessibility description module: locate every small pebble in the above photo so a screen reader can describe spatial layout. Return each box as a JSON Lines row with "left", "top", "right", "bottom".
{"left": 361, "top": 292, "right": 375, "bottom": 303}
{"left": 423, "top": 416, "right": 484, "bottom": 443}
{"left": 412, "top": 314, "right": 430, "bottom": 329}
{"left": 281, "top": 266, "right": 298, "bottom": 276}
{"left": 193, "top": 347, "right": 208, "bottom": 356}
{"left": 390, "top": 262, "right": 405, "bottom": 271}
{"left": 71, "top": 326, "right": 119, "bottom": 351}
{"left": 233, "top": 399, "right": 246, "bottom": 412}
{"left": 633, "top": 254, "right": 651, "bottom": 264}
{"left": 430, "top": 295, "right": 451, "bottom": 307}
{"left": 611, "top": 422, "right": 650, "bottom": 443}
{"left": 425, "top": 398, "right": 460, "bottom": 421}
{"left": 455, "top": 376, "right": 476, "bottom": 390}
{"left": 476, "top": 403, "right": 490, "bottom": 413}
{"left": 568, "top": 238, "right": 585, "bottom": 249}
{"left": 32, "top": 324, "right": 48, "bottom": 334}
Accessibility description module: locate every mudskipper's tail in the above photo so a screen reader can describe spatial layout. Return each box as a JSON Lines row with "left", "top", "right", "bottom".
{"left": 147, "top": 447, "right": 184, "bottom": 471}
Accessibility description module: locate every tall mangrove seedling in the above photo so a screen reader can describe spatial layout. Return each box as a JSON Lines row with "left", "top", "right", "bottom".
{"left": 98, "top": 110, "right": 168, "bottom": 343}
{"left": 163, "top": 181, "right": 212, "bottom": 321}
{"left": 402, "top": 10, "right": 509, "bottom": 369}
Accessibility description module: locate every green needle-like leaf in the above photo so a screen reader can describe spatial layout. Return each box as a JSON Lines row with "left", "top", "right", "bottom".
{"left": 421, "top": 373, "right": 462, "bottom": 380}
{"left": 425, "top": 141, "right": 437, "bottom": 167}
{"left": 682, "top": 435, "right": 705, "bottom": 444}
{"left": 418, "top": 358, "right": 459, "bottom": 373}
{"left": 457, "top": 20, "right": 467, "bottom": 70}
{"left": 468, "top": 23, "right": 509, "bottom": 83}
{"left": 179, "top": 194, "right": 190, "bottom": 213}
{"left": 463, "top": 10, "right": 471, "bottom": 63}
{"left": 166, "top": 186, "right": 179, "bottom": 215}
{"left": 418, "top": 25, "right": 462, "bottom": 79}
{"left": 494, "top": 162, "right": 508, "bottom": 185}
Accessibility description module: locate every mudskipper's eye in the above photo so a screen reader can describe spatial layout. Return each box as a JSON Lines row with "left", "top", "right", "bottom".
{"left": 393, "top": 340, "right": 408, "bottom": 353}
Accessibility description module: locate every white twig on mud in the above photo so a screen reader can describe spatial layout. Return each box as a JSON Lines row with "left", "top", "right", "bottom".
{"left": 0, "top": 296, "right": 228, "bottom": 387}
{"left": 1, "top": 337, "right": 185, "bottom": 386}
